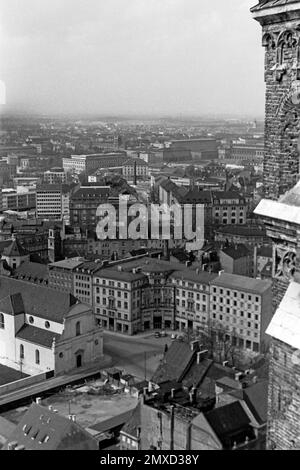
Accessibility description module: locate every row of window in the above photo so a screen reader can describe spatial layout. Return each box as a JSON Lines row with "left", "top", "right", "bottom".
{"left": 20, "top": 344, "right": 40, "bottom": 364}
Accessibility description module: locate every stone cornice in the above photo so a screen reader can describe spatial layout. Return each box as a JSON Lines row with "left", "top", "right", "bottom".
{"left": 252, "top": 2, "right": 300, "bottom": 25}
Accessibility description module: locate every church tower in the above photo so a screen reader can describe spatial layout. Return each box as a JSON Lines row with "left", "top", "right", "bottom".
{"left": 252, "top": 0, "right": 300, "bottom": 200}
{"left": 252, "top": 1, "right": 300, "bottom": 450}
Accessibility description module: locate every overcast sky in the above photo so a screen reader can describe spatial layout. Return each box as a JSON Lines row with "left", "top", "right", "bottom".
{"left": 0, "top": 0, "right": 264, "bottom": 117}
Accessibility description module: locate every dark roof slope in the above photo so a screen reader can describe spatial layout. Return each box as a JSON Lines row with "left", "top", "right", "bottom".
{"left": 16, "top": 325, "right": 61, "bottom": 348}
{"left": 0, "top": 293, "right": 25, "bottom": 316}
{"left": 89, "top": 409, "right": 136, "bottom": 435}
{"left": 151, "top": 341, "right": 195, "bottom": 384}
{"left": 13, "top": 261, "right": 49, "bottom": 284}
{"left": 3, "top": 403, "right": 98, "bottom": 450}
{"left": 243, "top": 380, "right": 268, "bottom": 425}
{"left": 220, "top": 245, "right": 250, "bottom": 260}
{"left": 121, "top": 403, "right": 141, "bottom": 439}
{"left": 3, "top": 239, "right": 28, "bottom": 257}
{"left": 205, "top": 401, "right": 252, "bottom": 448}
{"left": 0, "top": 276, "right": 78, "bottom": 323}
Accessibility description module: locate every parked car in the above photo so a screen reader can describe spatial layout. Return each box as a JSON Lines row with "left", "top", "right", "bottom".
{"left": 161, "top": 330, "right": 167, "bottom": 337}
{"left": 154, "top": 331, "right": 161, "bottom": 338}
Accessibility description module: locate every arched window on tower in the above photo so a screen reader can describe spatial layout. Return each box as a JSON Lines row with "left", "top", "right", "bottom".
{"left": 20, "top": 344, "right": 24, "bottom": 359}
{"left": 76, "top": 321, "right": 81, "bottom": 337}
{"left": 0, "top": 313, "right": 4, "bottom": 329}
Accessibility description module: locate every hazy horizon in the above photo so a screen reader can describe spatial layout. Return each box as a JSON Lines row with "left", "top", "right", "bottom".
{"left": 0, "top": 0, "right": 265, "bottom": 117}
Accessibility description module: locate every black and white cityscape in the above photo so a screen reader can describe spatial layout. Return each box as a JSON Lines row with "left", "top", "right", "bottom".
{"left": 0, "top": 0, "right": 298, "bottom": 453}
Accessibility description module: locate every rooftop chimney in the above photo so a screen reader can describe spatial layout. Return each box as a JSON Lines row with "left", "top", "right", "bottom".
{"left": 36, "top": 397, "right": 42, "bottom": 405}
{"left": 197, "top": 350, "right": 208, "bottom": 364}
{"left": 7, "top": 442, "right": 18, "bottom": 451}
{"left": 190, "top": 340, "right": 199, "bottom": 352}
{"left": 68, "top": 414, "right": 76, "bottom": 422}
{"left": 235, "top": 372, "right": 243, "bottom": 382}
{"left": 48, "top": 405, "right": 53, "bottom": 411}
{"left": 171, "top": 388, "right": 176, "bottom": 399}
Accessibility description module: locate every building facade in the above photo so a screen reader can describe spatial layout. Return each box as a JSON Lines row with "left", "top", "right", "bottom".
{"left": 210, "top": 273, "right": 273, "bottom": 354}
{"left": 0, "top": 277, "right": 103, "bottom": 376}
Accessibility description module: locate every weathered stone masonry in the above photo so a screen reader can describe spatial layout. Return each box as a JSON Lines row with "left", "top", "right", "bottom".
{"left": 252, "top": 1, "right": 300, "bottom": 200}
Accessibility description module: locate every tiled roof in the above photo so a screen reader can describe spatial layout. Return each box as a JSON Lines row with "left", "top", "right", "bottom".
{"left": 16, "top": 324, "right": 61, "bottom": 348}
{"left": 49, "top": 258, "right": 84, "bottom": 271}
{"left": 212, "top": 191, "right": 242, "bottom": 200}
{"left": 243, "top": 380, "right": 268, "bottom": 425}
{"left": 0, "top": 276, "right": 78, "bottom": 323}
{"left": 121, "top": 403, "right": 141, "bottom": 439}
{"left": 88, "top": 409, "right": 136, "bottom": 435}
{"left": 180, "top": 189, "right": 212, "bottom": 204}
{"left": 170, "top": 269, "right": 218, "bottom": 284}
{"left": 212, "top": 273, "right": 272, "bottom": 294}
{"left": 220, "top": 244, "right": 251, "bottom": 260}
{"left": 3, "top": 403, "right": 98, "bottom": 450}
{"left": 3, "top": 239, "right": 28, "bottom": 257}
{"left": 0, "top": 293, "right": 25, "bottom": 316}
{"left": 0, "top": 240, "right": 13, "bottom": 255}
{"left": 151, "top": 340, "right": 195, "bottom": 384}
{"left": 215, "top": 225, "right": 265, "bottom": 237}
{"left": 13, "top": 261, "right": 49, "bottom": 284}
{"left": 204, "top": 401, "right": 252, "bottom": 447}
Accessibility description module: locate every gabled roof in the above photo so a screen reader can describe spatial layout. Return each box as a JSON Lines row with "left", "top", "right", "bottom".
{"left": 180, "top": 189, "right": 212, "bottom": 204}
{"left": 0, "top": 276, "right": 78, "bottom": 323}
{"left": 16, "top": 325, "right": 61, "bottom": 349}
{"left": 121, "top": 403, "right": 141, "bottom": 440}
{"left": 13, "top": 261, "right": 49, "bottom": 284}
{"left": 220, "top": 244, "right": 250, "bottom": 260}
{"left": 0, "top": 293, "right": 25, "bottom": 316}
{"left": 151, "top": 340, "right": 195, "bottom": 384}
{"left": 204, "top": 401, "right": 253, "bottom": 448}
{"left": 88, "top": 408, "right": 136, "bottom": 435}
{"left": 3, "top": 403, "right": 98, "bottom": 450}
{"left": 243, "top": 380, "right": 268, "bottom": 425}
{"left": 2, "top": 239, "right": 28, "bottom": 258}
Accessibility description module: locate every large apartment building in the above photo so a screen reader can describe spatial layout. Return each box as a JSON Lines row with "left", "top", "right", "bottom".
{"left": 2, "top": 189, "right": 36, "bottom": 212}
{"left": 210, "top": 273, "right": 272, "bottom": 354}
{"left": 36, "top": 184, "right": 71, "bottom": 222}
{"left": 63, "top": 152, "right": 127, "bottom": 175}
{"left": 212, "top": 191, "right": 247, "bottom": 225}
{"left": 90, "top": 258, "right": 273, "bottom": 354}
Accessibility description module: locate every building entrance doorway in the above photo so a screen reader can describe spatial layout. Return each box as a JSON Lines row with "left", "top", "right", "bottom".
{"left": 76, "top": 354, "right": 82, "bottom": 368}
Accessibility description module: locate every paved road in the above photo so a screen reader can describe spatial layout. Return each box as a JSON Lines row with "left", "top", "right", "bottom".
{"left": 103, "top": 332, "right": 172, "bottom": 381}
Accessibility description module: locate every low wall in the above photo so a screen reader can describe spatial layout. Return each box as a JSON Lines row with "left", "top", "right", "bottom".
{"left": 0, "top": 370, "right": 54, "bottom": 396}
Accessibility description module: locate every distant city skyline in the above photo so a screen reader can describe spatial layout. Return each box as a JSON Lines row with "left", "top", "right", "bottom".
{"left": 0, "top": 0, "right": 264, "bottom": 117}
